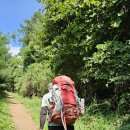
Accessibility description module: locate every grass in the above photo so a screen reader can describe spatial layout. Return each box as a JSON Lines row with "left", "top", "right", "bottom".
{"left": 79, "top": 113, "right": 129, "bottom": 130}
{"left": 0, "top": 91, "right": 15, "bottom": 130}
{"left": 10, "top": 92, "right": 130, "bottom": 130}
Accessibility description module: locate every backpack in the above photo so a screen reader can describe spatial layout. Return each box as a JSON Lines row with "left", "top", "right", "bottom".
{"left": 50, "top": 75, "right": 84, "bottom": 128}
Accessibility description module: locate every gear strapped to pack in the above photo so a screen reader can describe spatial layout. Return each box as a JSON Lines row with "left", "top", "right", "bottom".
{"left": 49, "top": 75, "right": 85, "bottom": 130}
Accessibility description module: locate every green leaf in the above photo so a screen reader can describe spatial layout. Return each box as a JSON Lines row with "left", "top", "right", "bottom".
{"left": 113, "top": 18, "right": 122, "bottom": 27}
{"left": 118, "top": 9, "right": 124, "bottom": 16}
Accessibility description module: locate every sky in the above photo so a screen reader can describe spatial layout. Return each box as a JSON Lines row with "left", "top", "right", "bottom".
{"left": 0, "top": 0, "right": 42, "bottom": 56}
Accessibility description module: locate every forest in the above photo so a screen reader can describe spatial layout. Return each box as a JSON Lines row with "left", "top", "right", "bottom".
{"left": 0, "top": 0, "right": 130, "bottom": 129}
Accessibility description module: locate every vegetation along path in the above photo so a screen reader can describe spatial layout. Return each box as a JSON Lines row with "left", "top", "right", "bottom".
{"left": 8, "top": 94, "right": 38, "bottom": 130}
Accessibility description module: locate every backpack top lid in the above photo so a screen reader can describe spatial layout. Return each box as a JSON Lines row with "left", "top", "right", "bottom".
{"left": 53, "top": 75, "right": 74, "bottom": 87}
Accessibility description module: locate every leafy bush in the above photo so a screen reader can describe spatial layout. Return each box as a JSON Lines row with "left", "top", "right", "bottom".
{"left": 118, "top": 93, "right": 130, "bottom": 114}
{"left": 17, "top": 62, "right": 54, "bottom": 97}
{"left": 87, "top": 99, "right": 112, "bottom": 115}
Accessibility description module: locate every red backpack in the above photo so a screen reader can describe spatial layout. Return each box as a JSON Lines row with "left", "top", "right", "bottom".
{"left": 50, "top": 75, "right": 82, "bottom": 129}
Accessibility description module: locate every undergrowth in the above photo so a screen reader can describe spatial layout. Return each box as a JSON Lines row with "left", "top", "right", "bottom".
{"left": 10, "top": 92, "right": 130, "bottom": 130}
{"left": 0, "top": 91, "right": 15, "bottom": 130}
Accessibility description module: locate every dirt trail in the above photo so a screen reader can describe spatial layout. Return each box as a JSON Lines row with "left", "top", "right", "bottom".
{"left": 8, "top": 95, "right": 38, "bottom": 130}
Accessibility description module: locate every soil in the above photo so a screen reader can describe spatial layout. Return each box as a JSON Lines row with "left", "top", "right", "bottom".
{"left": 8, "top": 95, "right": 38, "bottom": 130}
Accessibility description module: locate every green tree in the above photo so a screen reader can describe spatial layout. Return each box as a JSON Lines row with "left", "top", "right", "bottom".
{"left": 38, "top": 0, "right": 130, "bottom": 102}
{"left": 19, "top": 0, "right": 130, "bottom": 111}
{"left": 7, "top": 56, "right": 23, "bottom": 91}
{"left": 18, "top": 62, "right": 54, "bottom": 97}
{"left": 0, "top": 32, "right": 10, "bottom": 90}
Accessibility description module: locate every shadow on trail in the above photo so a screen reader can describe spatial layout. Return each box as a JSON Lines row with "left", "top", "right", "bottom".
{"left": 118, "top": 116, "right": 130, "bottom": 130}
{"left": 7, "top": 95, "right": 13, "bottom": 99}
{"left": 8, "top": 98, "right": 18, "bottom": 104}
{"left": 0, "top": 90, "right": 17, "bottom": 104}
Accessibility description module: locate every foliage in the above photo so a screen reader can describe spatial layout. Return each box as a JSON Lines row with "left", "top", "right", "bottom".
{"left": 13, "top": 0, "right": 130, "bottom": 111}
{"left": 87, "top": 99, "right": 112, "bottom": 115}
{"left": 1, "top": 0, "right": 130, "bottom": 128}
{"left": 0, "top": 32, "right": 10, "bottom": 90}
{"left": 7, "top": 56, "right": 23, "bottom": 91}
{"left": 17, "top": 62, "right": 54, "bottom": 97}
{"left": 118, "top": 93, "right": 130, "bottom": 114}
{"left": 16, "top": 11, "right": 54, "bottom": 97}
{"left": 37, "top": 0, "right": 130, "bottom": 102}
{"left": 19, "top": 11, "right": 49, "bottom": 68}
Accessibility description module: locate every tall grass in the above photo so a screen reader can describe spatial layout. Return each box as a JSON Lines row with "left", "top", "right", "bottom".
{"left": 0, "top": 91, "right": 15, "bottom": 130}
{"left": 79, "top": 113, "right": 130, "bottom": 130}
{"left": 10, "top": 92, "right": 130, "bottom": 130}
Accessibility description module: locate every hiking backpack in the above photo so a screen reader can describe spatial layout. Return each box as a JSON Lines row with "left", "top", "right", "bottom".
{"left": 50, "top": 75, "right": 84, "bottom": 128}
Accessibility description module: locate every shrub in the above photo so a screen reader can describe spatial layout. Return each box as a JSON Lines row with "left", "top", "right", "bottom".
{"left": 118, "top": 93, "right": 130, "bottom": 114}
{"left": 87, "top": 99, "right": 112, "bottom": 115}
{"left": 16, "top": 62, "right": 54, "bottom": 97}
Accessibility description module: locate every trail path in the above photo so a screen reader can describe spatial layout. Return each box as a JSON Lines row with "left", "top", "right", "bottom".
{"left": 8, "top": 95, "right": 38, "bottom": 130}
